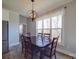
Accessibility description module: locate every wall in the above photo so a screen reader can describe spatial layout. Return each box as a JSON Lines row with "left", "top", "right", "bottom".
{"left": 27, "top": 18, "right": 36, "bottom": 36}
{"left": 19, "top": 15, "right": 36, "bottom": 36}
{"left": 2, "top": 8, "right": 20, "bottom": 48}
{"left": 19, "top": 15, "right": 27, "bottom": 24}
{"left": 60, "top": 0, "right": 76, "bottom": 54}
{"left": 19, "top": 15, "right": 27, "bottom": 34}
{"left": 9, "top": 11, "right": 19, "bottom": 48}
{"left": 2, "top": 8, "right": 9, "bottom": 21}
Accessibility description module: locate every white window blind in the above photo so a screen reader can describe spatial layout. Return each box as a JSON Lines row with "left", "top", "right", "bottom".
{"left": 36, "top": 8, "right": 64, "bottom": 43}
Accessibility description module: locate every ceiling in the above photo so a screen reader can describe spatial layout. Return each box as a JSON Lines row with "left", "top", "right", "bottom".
{"left": 2, "top": 0, "right": 73, "bottom": 17}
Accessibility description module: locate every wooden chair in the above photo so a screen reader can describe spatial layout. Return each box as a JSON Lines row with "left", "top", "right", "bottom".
{"left": 20, "top": 34, "right": 25, "bottom": 53}
{"left": 24, "top": 32, "right": 31, "bottom": 37}
{"left": 24, "top": 36, "right": 32, "bottom": 59}
{"left": 41, "top": 36, "right": 59, "bottom": 59}
{"left": 37, "top": 33, "right": 43, "bottom": 37}
{"left": 24, "top": 36, "right": 40, "bottom": 59}
{"left": 43, "top": 33, "right": 51, "bottom": 42}
{"left": 20, "top": 33, "right": 31, "bottom": 53}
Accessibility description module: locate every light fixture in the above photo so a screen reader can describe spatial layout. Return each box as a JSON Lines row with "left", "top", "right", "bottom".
{"left": 30, "top": 0, "right": 37, "bottom": 21}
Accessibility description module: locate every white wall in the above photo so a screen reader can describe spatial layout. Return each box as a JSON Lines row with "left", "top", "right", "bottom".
{"left": 9, "top": 11, "right": 19, "bottom": 47}
{"left": 2, "top": 8, "right": 20, "bottom": 48}
{"left": 57, "top": 1, "right": 76, "bottom": 57}
{"left": 2, "top": 8, "right": 9, "bottom": 21}
{"left": 27, "top": 18, "right": 36, "bottom": 36}
{"left": 53, "top": 0, "right": 76, "bottom": 56}
{"left": 19, "top": 15, "right": 27, "bottom": 34}
{"left": 19, "top": 15, "right": 27, "bottom": 24}
{"left": 19, "top": 15, "right": 36, "bottom": 36}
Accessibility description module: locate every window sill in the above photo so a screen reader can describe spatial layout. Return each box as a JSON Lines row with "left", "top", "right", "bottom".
{"left": 58, "top": 42, "right": 64, "bottom": 47}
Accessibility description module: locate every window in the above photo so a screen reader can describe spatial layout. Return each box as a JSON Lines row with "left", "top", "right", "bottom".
{"left": 43, "top": 18, "right": 50, "bottom": 33}
{"left": 36, "top": 13, "right": 63, "bottom": 43}
{"left": 51, "top": 15, "right": 62, "bottom": 43}
{"left": 36, "top": 20, "right": 43, "bottom": 34}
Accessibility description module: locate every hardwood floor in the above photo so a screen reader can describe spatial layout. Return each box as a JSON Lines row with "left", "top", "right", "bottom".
{"left": 2, "top": 44, "right": 74, "bottom": 59}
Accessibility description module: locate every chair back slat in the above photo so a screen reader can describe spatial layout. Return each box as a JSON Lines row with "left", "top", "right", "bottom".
{"left": 20, "top": 34, "right": 32, "bottom": 53}
{"left": 24, "top": 36, "right": 32, "bottom": 52}
{"left": 43, "top": 33, "right": 51, "bottom": 42}
{"left": 50, "top": 37, "right": 59, "bottom": 55}
{"left": 24, "top": 32, "right": 31, "bottom": 37}
{"left": 37, "top": 33, "right": 43, "bottom": 37}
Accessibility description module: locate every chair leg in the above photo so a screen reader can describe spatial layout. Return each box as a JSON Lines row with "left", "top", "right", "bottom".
{"left": 50, "top": 56, "right": 52, "bottom": 59}
{"left": 22, "top": 46, "right": 23, "bottom": 53}
{"left": 22, "top": 46, "right": 24, "bottom": 53}
{"left": 50, "top": 53, "right": 52, "bottom": 59}
{"left": 25, "top": 53, "right": 28, "bottom": 59}
{"left": 54, "top": 54, "right": 56, "bottom": 59}
{"left": 31, "top": 53, "right": 33, "bottom": 59}
{"left": 24, "top": 50, "right": 28, "bottom": 59}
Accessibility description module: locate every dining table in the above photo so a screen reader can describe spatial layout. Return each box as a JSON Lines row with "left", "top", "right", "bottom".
{"left": 27, "top": 36, "right": 53, "bottom": 59}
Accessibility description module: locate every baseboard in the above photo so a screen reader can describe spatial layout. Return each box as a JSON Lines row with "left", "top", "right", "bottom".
{"left": 57, "top": 48, "right": 76, "bottom": 58}
{"left": 9, "top": 42, "right": 20, "bottom": 49}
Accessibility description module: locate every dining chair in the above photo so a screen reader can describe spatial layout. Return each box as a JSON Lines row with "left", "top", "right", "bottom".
{"left": 43, "top": 33, "right": 51, "bottom": 42}
{"left": 24, "top": 36, "right": 40, "bottom": 59}
{"left": 24, "top": 32, "right": 31, "bottom": 37}
{"left": 24, "top": 36, "right": 32, "bottom": 58}
{"left": 20, "top": 33, "right": 31, "bottom": 53}
{"left": 37, "top": 33, "right": 43, "bottom": 37}
{"left": 20, "top": 34, "right": 25, "bottom": 53}
{"left": 41, "top": 36, "right": 59, "bottom": 59}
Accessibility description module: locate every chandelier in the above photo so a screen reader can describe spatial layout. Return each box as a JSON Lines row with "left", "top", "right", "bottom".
{"left": 29, "top": 0, "right": 37, "bottom": 21}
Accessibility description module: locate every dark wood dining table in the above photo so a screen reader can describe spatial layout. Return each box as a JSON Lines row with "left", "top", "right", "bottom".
{"left": 28, "top": 36, "right": 52, "bottom": 59}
